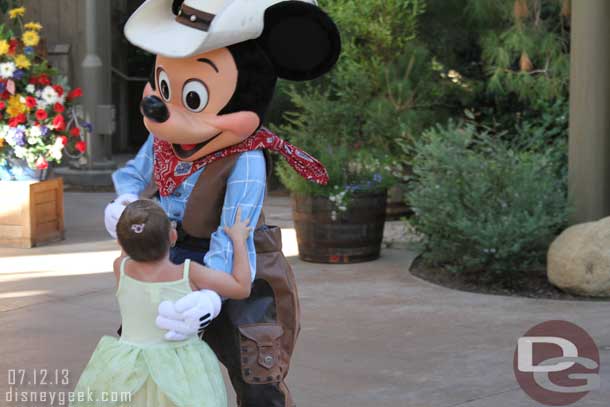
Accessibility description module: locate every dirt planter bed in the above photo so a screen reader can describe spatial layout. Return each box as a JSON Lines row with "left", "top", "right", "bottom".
{"left": 409, "top": 257, "right": 610, "bottom": 301}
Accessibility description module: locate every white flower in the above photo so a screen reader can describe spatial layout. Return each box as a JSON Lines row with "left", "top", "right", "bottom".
{"left": 41, "top": 86, "right": 59, "bottom": 104}
{"left": 26, "top": 84, "right": 36, "bottom": 94}
{"left": 27, "top": 136, "right": 39, "bottom": 145}
{"left": 50, "top": 146, "right": 63, "bottom": 161}
{"left": 29, "top": 126, "right": 42, "bottom": 139}
{"left": 13, "top": 146, "right": 26, "bottom": 158}
{"left": 37, "top": 100, "right": 48, "bottom": 110}
{"left": 0, "top": 62, "right": 16, "bottom": 79}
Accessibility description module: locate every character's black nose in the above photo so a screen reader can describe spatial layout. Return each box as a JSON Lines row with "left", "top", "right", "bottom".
{"left": 141, "top": 95, "right": 170, "bottom": 123}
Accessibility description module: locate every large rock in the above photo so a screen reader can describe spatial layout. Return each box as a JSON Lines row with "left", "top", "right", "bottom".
{"left": 548, "top": 217, "right": 610, "bottom": 297}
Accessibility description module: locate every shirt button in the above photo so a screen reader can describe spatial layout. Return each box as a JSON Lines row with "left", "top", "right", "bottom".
{"left": 174, "top": 212, "right": 182, "bottom": 218}
{"left": 175, "top": 192, "right": 182, "bottom": 198}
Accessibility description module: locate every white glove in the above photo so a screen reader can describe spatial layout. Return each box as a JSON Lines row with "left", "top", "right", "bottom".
{"left": 104, "top": 193, "right": 139, "bottom": 239}
{"left": 156, "top": 290, "right": 222, "bottom": 342}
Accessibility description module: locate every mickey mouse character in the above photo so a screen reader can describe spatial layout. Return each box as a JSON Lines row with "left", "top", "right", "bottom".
{"left": 104, "top": 1, "right": 340, "bottom": 405}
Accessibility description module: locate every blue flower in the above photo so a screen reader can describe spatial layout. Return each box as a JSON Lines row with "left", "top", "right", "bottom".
{"left": 13, "top": 70, "right": 24, "bottom": 80}
{"left": 7, "top": 126, "right": 26, "bottom": 147}
{"left": 24, "top": 47, "right": 34, "bottom": 56}
{"left": 0, "top": 82, "right": 6, "bottom": 93}
{"left": 83, "top": 122, "right": 93, "bottom": 133}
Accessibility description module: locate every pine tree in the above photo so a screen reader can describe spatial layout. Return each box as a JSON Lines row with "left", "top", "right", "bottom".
{"left": 468, "top": 0, "right": 570, "bottom": 103}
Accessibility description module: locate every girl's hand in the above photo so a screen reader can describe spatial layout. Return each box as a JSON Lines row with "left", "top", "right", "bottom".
{"left": 224, "top": 206, "right": 252, "bottom": 243}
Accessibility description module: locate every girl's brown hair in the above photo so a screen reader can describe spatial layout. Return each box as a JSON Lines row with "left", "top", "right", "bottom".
{"left": 116, "top": 200, "right": 171, "bottom": 262}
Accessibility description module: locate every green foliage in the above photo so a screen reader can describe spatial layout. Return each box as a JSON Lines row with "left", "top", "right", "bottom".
{"left": 468, "top": 0, "right": 570, "bottom": 102}
{"left": 512, "top": 97, "right": 568, "bottom": 179}
{"left": 327, "top": 0, "right": 426, "bottom": 70}
{"left": 418, "top": 0, "right": 570, "bottom": 135}
{"left": 0, "top": 0, "right": 20, "bottom": 14}
{"left": 407, "top": 122, "right": 569, "bottom": 275}
{"left": 463, "top": 96, "right": 569, "bottom": 184}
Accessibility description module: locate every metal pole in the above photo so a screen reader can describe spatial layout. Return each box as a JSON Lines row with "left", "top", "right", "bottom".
{"left": 81, "top": 0, "right": 104, "bottom": 169}
{"left": 568, "top": 0, "right": 610, "bottom": 223}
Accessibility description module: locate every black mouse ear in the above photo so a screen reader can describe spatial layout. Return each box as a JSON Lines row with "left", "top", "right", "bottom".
{"left": 259, "top": 1, "right": 341, "bottom": 81}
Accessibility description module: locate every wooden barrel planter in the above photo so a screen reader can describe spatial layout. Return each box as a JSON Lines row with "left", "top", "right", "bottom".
{"left": 292, "top": 190, "right": 388, "bottom": 264}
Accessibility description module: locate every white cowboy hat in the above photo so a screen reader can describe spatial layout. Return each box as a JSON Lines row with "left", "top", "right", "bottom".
{"left": 125, "top": 0, "right": 317, "bottom": 58}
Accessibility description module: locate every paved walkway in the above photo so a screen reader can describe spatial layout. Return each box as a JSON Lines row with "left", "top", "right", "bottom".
{"left": 0, "top": 192, "right": 609, "bottom": 406}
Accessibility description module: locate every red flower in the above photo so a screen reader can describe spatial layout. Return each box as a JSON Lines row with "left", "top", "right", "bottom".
{"left": 0, "top": 101, "right": 6, "bottom": 110}
{"left": 8, "top": 39, "right": 18, "bottom": 55}
{"left": 53, "top": 103, "right": 65, "bottom": 113}
{"left": 68, "top": 88, "right": 83, "bottom": 100}
{"left": 52, "top": 115, "right": 65, "bottom": 131}
{"left": 69, "top": 127, "right": 81, "bottom": 137}
{"left": 8, "top": 113, "right": 26, "bottom": 127}
{"left": 35, "top": 109, "right": 48, "bottom": 121}
{"left": 1, "top": 91, "right": 10, "bottom": 100}
{"left": 53, "top": 85, "right": 64, "bottom": 97}
{"left": 58, "top": 135, "right": 68, "bottom": 146}
{"left": 25, "top": 96, "right": 37, "bottom": 109}
{"left": 38, "top": 75, "right": 51, "bottom": 86}
{"left": 35, "top": 157, "right": 49, "bottom": 170}
{"left": 75, "top": 140, "right": 87, "bottom": 154}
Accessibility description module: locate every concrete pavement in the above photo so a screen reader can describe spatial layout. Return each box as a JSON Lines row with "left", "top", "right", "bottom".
{"left": 1, "top": 192, "right": 609, "bottom": 407}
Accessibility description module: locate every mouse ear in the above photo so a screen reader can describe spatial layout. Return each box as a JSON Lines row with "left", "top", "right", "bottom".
{"left": 259, "top": 1, "right": 341, "bottom": 81}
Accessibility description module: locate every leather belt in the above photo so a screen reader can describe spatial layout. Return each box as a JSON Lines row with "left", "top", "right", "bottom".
{"left": 175, "top": 223, "right": 211, "bottom": 252}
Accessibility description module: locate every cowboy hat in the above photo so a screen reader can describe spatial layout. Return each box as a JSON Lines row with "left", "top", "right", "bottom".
{"left": 125, "top": 0, "right": 318, "bottom": 59}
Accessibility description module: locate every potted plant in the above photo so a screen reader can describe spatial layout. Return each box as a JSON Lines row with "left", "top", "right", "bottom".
{"left": 275, "top": 0, "right": 438, "bottom": 263}
{"left": 0, "top": 2, "right": 86, "bottom": 248}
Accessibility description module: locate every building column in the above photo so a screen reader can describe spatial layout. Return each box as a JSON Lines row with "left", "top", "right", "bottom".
{"left": 81, "top": 0, "right": 114, "bottom": 168}
{"left": 568, "top": 0, "right": 610, "bottom": 223}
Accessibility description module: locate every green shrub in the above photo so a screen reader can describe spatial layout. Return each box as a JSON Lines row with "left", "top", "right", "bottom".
{"left": 407, "top": 122, "right": 569, "bottom": 275}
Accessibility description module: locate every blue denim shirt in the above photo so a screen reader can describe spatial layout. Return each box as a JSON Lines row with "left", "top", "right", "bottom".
{"left": 112, "top": 134, "right": 266, "bottom": 279}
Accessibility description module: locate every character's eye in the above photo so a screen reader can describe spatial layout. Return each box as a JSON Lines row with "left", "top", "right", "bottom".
{"left": 157, "top": 69, "right": 171, "bottom": 102}
{"left": 182, "top": 80, "right": 209, "bottom": 113}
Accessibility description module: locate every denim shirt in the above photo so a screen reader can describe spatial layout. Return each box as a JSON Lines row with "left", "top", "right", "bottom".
{"left": 112, "top": 134, "right": 266, "bottom": 279}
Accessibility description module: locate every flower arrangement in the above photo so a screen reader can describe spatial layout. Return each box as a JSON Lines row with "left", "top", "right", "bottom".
{"left": 0, "top": 2, "right": 87, "bottom": 178}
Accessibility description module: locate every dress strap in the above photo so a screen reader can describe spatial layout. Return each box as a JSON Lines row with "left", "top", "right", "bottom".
{"left": 183, "top": 259, "right": 191, "bottom": 282}
{"left": 119, "top": 256, "right": 130, "bottom": 277}
{"left": 115, "top": 256, "right": 130, "bottom": 297}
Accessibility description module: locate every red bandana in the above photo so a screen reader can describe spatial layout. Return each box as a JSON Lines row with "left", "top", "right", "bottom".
{"left": 153, "top": 128, "right": 329, "bottom": 196}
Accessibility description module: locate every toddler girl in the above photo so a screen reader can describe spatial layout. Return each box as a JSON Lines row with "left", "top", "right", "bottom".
{"left": 70, "top": 199, "right": 252, "bottom": 406}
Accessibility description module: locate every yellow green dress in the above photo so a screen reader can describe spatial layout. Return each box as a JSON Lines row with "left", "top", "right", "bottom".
{"left": 70, "top": 258, "right": 227, "bottom": 407}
